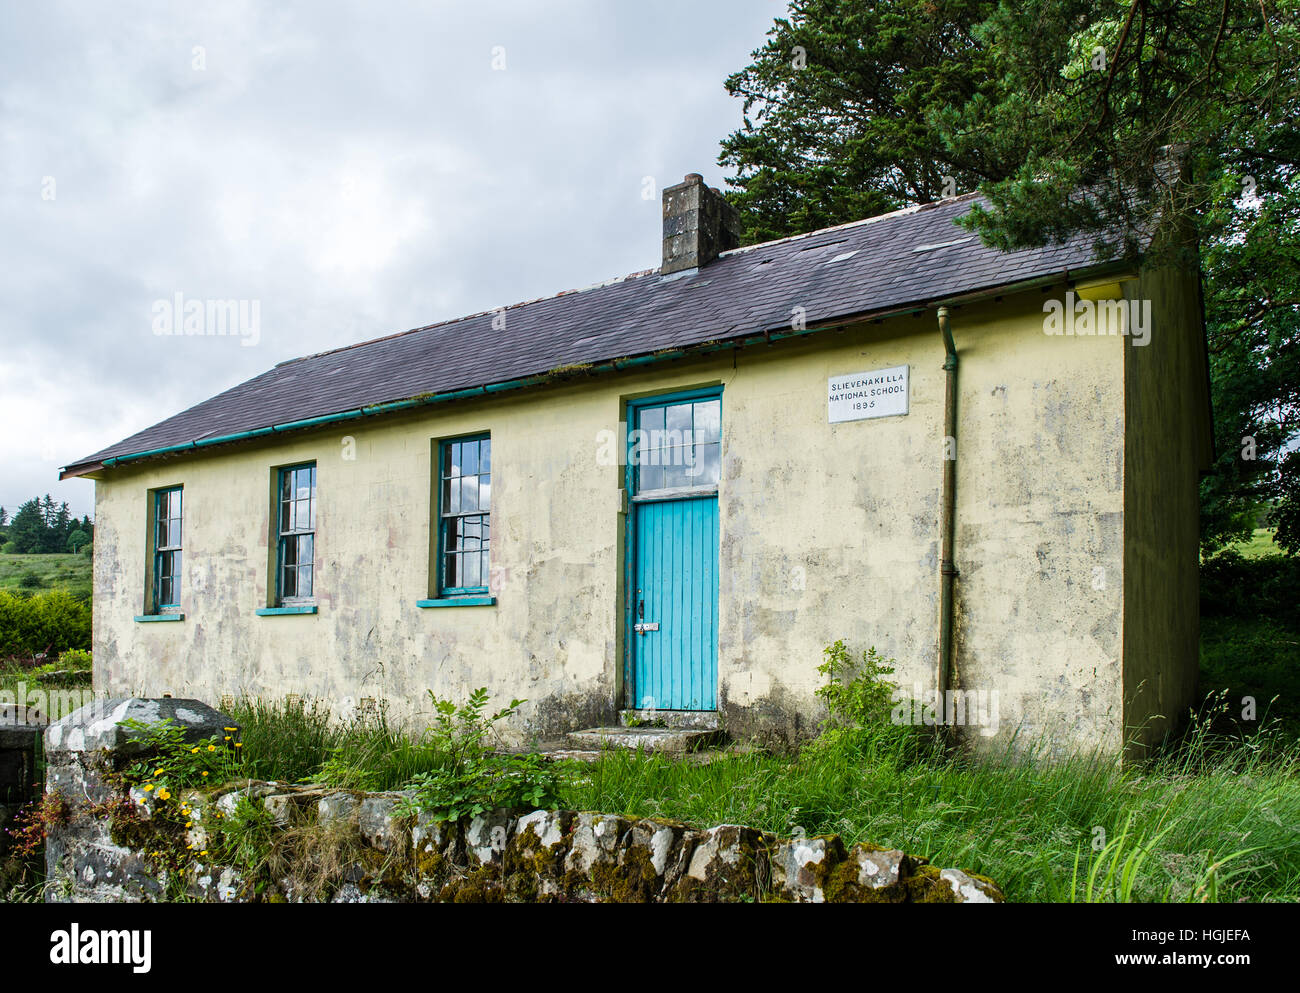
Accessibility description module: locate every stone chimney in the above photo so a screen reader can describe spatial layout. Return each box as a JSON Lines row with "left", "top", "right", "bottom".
{"left": 661, "top": 173, "right": 741, "bottom": 274}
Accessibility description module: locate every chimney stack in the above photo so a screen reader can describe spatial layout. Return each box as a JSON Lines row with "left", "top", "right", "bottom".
{"left": 661, "top": 173, "right": 741, "bottom": 274}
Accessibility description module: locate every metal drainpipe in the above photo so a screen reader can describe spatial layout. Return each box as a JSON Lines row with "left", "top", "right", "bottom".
{"left": 937, "top": 306, "right": 958, "bottom": 730}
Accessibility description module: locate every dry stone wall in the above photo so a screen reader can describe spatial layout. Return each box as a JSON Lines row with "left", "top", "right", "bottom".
{"left": 43, "top": 699, "right": 1003, "bottom": 904}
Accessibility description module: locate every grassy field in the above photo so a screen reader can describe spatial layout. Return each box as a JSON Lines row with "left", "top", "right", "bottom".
{"left": 0, "top": 553, "right": 92, "bottom": 600}
{"left": 1225, "top": 527, "right": 1285, "bottom": 558}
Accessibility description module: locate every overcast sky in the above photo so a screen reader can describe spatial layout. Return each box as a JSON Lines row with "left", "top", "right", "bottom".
{"left": 0, "top": 0, "right": 785, "bottom": 519}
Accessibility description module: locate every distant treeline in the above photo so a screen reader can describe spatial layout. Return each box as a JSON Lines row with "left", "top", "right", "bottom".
{"left": 0, "top": 496, "right": 94, "bottom": 554}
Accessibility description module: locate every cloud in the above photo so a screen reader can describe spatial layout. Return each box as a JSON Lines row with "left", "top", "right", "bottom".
{"left": 0, "top": 0, "right": 783, "bottom": 517}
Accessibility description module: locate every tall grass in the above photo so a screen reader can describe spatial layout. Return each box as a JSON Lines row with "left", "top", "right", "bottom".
{"left": 221, "top": 692, "right": 1299, "bottom": 902}
{"left": 558, "top": 719, "right": 1300, "bottom": 903}
{"left": 225, "top": 696, "right": 455, "bottom": 790}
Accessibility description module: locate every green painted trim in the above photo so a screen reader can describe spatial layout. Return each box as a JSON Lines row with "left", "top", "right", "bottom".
{"left": 255, "top": 605, "right": 318, "bottom": 616}
{"left": 434, "top": 433, "right": 491, "bottom": 600}
{"left": 416, "top": 597, "right": 496, "bottom": 608}
{"left": 134, "top": 613, "right": 184, "bottom": 623}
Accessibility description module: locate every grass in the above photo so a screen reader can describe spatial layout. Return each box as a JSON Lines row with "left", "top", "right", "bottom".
{"left": 213, "top": 686, "right": 1300, "bottom": 904}
{"left": 557, "top": 714, "right": 1300, "bottom": 903}
{"left": 1200, "top": 615, "right": 1300, "bottom": 737}
{"left": 225, "top": 696, "right": 455, "bottom": 789}
{"left": 1226, "top": 527, "right": 1283, "bottom": 559}
{"left": 0, "top": 553, "right": 92, "bottom": 600}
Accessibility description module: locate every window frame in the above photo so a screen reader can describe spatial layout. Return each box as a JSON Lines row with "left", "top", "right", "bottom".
{"left": 149, "top": 485, "right": 183, "bottom": 615}
{"left": 625, "top": 387, "right": 723, "bottom": 502}
{"left": 274, "top": 462, "right": 317, "bottom": 607}
{"left": 434, "top": 434, "right": 492, "bottom": 598}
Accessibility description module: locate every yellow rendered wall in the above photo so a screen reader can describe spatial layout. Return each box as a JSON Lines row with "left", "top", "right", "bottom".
{"left": 91, "top": 284, "right": 1132, "bottom": 751}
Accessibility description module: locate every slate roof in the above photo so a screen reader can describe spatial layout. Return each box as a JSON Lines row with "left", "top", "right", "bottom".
{"left": 64, "top": 193, "right": 1114, "bottom": 477}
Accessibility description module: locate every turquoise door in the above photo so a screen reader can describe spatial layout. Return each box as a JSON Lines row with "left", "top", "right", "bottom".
{"left": 628, "top": 390, "right": 721, "bottom": 711}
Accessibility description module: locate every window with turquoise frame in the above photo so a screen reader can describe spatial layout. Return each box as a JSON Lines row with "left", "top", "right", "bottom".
{"left": 151, "top": 486, "right": 183, "bottom": 613}
{"left": 630, "top": 391, "right": 722, "bottom": 494}
{"left": 437, "top": 435, "right": 491, "bottom": 596}
{"left": 275, "top": 463, "right": 316, "bottom": 605}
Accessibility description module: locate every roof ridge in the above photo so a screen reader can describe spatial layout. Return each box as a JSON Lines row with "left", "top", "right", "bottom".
{"left": 717, "top": 193, "right": 981, "bottom": 259}
{"left": 278, "top": 195, "right": 982, "bottom": 368}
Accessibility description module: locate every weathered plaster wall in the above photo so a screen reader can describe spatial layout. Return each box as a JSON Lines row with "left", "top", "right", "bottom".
{"left": 1122, "top": 265, "right": 1214, "bottom": 754}
{"left": 91, "top": 284, "right": 1129, "bottom": 751}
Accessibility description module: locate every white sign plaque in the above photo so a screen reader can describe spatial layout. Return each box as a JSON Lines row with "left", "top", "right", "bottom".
{"left": 828, "top": 365, "right": 909, "bottom": 423}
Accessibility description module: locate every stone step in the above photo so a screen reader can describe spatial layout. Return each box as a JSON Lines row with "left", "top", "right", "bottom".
{"left": 617, "top": 709, "right": 719, "bottom": 731}
{"left": 565, "top": 726, "right": 728, "bottom": 754}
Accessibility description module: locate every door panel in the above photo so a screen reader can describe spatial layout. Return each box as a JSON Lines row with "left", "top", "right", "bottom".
{"left": 633, "top": 495, "right": 718, "bottom": 711}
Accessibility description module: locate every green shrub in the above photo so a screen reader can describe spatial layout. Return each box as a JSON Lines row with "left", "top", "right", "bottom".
{"left": 1200, "top": 550, "right": 1300, "bottom": 627}
{"left": 58, "top": 648, "right": 92, "bottom": 671}
{"left": 17, "top": 571, "right": 41, "bottom": 590}
{"left": 0, "top": 542, "right": 15, "bottom": 555}
{"left": 808, "top": 640, "right": 925, "bottom": 759}
{"left": 0, "top": 589, "right": 92, "bottom": 657}
{"left": 398, "top": 689, "right": 558, "bottom": 821}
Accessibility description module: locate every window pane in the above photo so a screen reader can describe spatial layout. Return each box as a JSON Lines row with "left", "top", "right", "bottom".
{"left": 665, "top": 402, "right": 692, "bottom": 440}
{"left": 445, "top": 516, "right": 461, "bottom": 553}
{"left": 281, "top": 472, "right": 293, "bottom": 501}
{"left": 479, "top": 475, "right": 491, "bottom": 511}
{"left": 640, "top": 406, "right": 664, "bottom": 438}
{"left": 281, "top": 563, "right": 297, "bottom": 599}
{"left": 461, "top": 474, "right": 479, "bottom": 513}
{"left": 282, "top": 537, "right": 298, "bottom": 568}
{"left": 480, "top": 439, "right": 491, "bottom": 473}
{"left": 298, "top": 534, "right": 313, "bottom": 567}
{"left": 444, "top": 552, "right": 459, "bottom": 589}
{"left": 450, "top": 443, "right": 463, "bottom": 478}
{"left": 461, "top": 441, "right": 478, "bottom": 476}
{"left": 298, "top": 565, "right": 313, "bottom": 599}
{"left": 447, "top": 473, "right": 460, "bottom": 515}
{"left": 695, "top": 442, "right": 721, "bottom": 485}
{"left": 694, "top": 399, "right": 721, "bottom": 446}
{"left": 462, "top": 550, "right": 481, "bottom": 589}
{"left": 639, "top": 463, "right": 664, "bottom": 492}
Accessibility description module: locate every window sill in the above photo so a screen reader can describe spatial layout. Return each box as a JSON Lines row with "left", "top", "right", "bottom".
{"left": 256, "top": 605, "right": 318, "bottom": 616}
{"left": 134, "top": 613, "right": 184, "bottom": 623}
{"left": 417, "top": 596, "right": 496, "bottom": 608}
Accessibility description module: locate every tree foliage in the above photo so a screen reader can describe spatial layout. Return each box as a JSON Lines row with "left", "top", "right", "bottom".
{"left": 2, "top": 496, "right": 93, "bottom": 554}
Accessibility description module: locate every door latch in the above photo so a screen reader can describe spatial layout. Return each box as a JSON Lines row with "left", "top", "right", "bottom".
{"left": 633, "top": 622, "right": 660, "bottom": 634}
